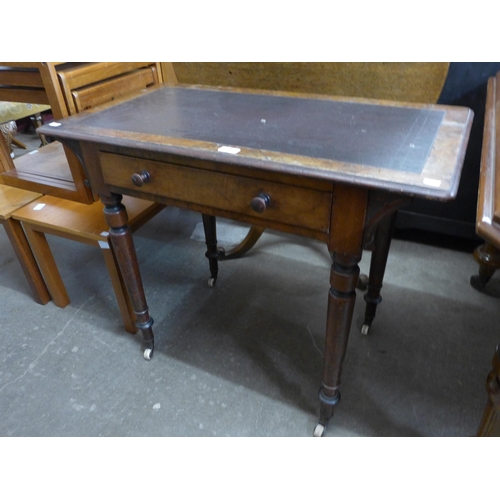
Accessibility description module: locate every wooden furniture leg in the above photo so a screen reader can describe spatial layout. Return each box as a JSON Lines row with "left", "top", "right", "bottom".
{"left": 477, "top": 345, "right": 500, "bottom": 436}
{"left": 314, "top": 185, "right": 367, "bottom": 436}
{"left": 1, "top": 218, "right": 50, "bottom": 304}
{"left": 102, "top": 194, "right": 155, "bottom": 357}
{"left": 218, "top": 225, "right": 266, "bottom": 260}
{"left": 11, "top": 136, "right": 27, "bottom": 150}
{"left": 316, "top": 252, "right": 362, "bottom": 436}
{"left": 22, "top": 223, "right": 138, "bottom": 333}
{"left": 202, "top": 214, "right": 219, "bottom": 286}
{"left": 30, "top": 113, "right": 48, "bottom": 146}
{"left": 100, "top": 239, "right": 137, "bottom": 334}
{"left": 21, "top": 224, "right": 70, "bottom": 308}
{"left": 470, "top": 242, "right": 500, "bottom": 290}
{"left": 12, "top": 194, "right": 163, "bottom": 335}
{"left": 360, "top": 212, "right": 397, "bottom": 335}
{"left": 0, "top": 184, "right": 50, "bottom": 304}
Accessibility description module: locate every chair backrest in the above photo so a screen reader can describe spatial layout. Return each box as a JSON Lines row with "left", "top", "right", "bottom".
{"left": 170, "top": 62, "right": 449, "bottom": 104}
{"left": 55, "top": 62, "right": 162, "bottom": 115}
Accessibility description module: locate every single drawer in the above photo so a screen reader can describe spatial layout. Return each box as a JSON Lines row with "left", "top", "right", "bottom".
{"left": 100, "top": 152, "right": 332, "bottom": 232}
{"left": 71, "top": 67, "right": 158, "bottom": 113}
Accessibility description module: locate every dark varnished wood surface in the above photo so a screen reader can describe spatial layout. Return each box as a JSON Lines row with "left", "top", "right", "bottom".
{"left": 40, "top": 84, "right": 473, "bottom": 200}
{"left": 471, "top": 72, "right": 500, "bottom": 290}
{"left": 470, "top": 73, "right": 500, "bottom": 437}
{"left": 475, "top": 74, "right": 500, "bottom": 245}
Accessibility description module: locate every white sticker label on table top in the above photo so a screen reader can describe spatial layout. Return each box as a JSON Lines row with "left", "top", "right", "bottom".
{"left": 423, "top": 178, "right": 441, "bottom": 187}
{"left": 218, "top": 146, "right": 241, "bottom": 154}
{"left": 33, "top": 203, "right": 45, "bottom": 211}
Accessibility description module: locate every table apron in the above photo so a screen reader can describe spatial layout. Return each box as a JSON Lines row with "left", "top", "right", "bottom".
{"left": 99, "top": 152, "right": 333, "bottom": 234}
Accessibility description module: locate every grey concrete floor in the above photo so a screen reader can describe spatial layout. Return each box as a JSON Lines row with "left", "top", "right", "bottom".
{"left": 1, "top": 129, "right": 499, "bottom": 437}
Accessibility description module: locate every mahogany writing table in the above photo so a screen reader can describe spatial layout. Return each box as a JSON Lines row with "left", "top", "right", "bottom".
{"left": 39, "top": 85, "right": 473, "bottom": 436}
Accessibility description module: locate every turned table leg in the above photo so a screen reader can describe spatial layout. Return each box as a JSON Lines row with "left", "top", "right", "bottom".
{"left": 101, "top": 194, "right": 155, "bottom": 359}
{"left": 202, "top": 214, "right": 219, "bottom": 287}
{"left": 314, "top": 253, "right": 361, "bottom": 437}
{"left": 361, "top": 212, "right": 397, "bottom": 335}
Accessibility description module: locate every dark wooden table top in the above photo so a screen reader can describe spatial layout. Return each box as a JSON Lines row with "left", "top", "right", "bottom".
{"left": 39, "top": 84, "right": 474, "bottom": 199}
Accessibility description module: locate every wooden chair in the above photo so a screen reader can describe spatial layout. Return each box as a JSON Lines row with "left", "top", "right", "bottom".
{"left": 167, "top": 62, "right": 450, "bottom": 333}
{"left": 0, "top": 63, "right": 167, "bottom": 332}
{"left": 0, "top": 62, "right": 91, "bottom": 202}
{"left": 12, "top": 193, "right": 164, "bottom": 333}
{"left": 0, "top": 63, "right": 163, "bottom": 203}
{"left": 0, "top": 141, "right": 50, "bottom": 304}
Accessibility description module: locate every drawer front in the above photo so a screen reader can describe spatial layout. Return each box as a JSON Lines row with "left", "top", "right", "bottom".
{"left": 72, "top": 67, "right": 157, "bottom": 113}
{"left": 100, "top": 152, "right": 332, "bottom": 232}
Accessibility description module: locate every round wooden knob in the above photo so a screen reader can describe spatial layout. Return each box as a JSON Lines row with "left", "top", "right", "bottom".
{"left": 250, "top": 193, "right": 271, "bottom": 213}
{"left": 131, "top": 170, "right": 151, "bottom": 187}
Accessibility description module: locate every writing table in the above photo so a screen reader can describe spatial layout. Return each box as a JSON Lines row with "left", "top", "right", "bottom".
{"left": 39, "top": 85, "right": 473, "bottom": 436}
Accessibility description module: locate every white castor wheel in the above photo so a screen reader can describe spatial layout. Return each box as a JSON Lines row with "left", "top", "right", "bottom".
{"left": 313, "top": 423, "right": 325, "bottom": 437}
{"left": 361, "top": 323, "right": 371, "bottom": 335}
{"left": 208, "top": 277, "right": 216, "bottom": 287}
{"left": 144, "top": 348, "right": 153, "bottom": 360}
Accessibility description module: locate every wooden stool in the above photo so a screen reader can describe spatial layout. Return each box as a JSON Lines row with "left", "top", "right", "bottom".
{"left": 0, "top": 184, "right": 50, "bottom": 304}
{"left": 12, "top": 195, "right": 164, "bottom": 333}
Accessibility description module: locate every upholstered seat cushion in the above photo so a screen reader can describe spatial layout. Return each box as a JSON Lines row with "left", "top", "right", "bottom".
{"left": 0, "top": 102, "right": 50, "bottom": 124}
